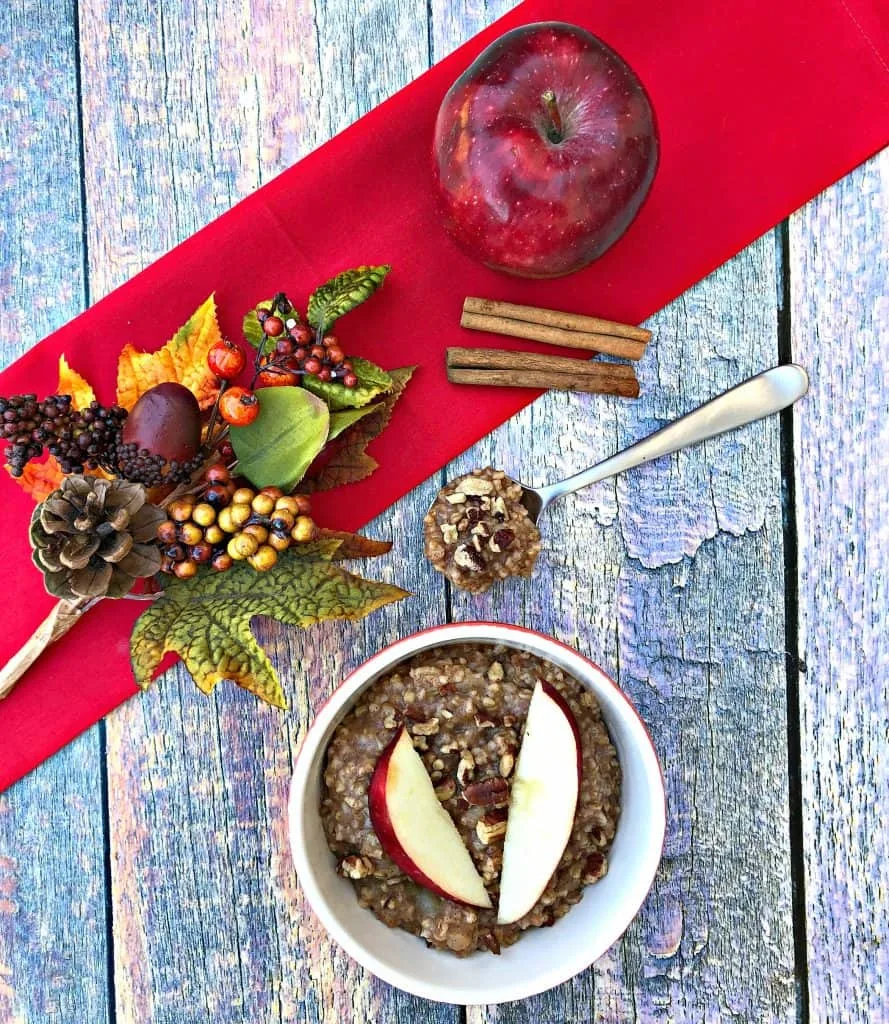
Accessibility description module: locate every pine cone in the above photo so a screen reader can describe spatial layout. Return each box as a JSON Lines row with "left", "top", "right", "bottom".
{"left": 29, "top": 476, "right": 165, "bottom": 600}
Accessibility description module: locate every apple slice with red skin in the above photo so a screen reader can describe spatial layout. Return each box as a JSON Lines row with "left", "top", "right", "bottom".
{"left": 497, "top": 679, "right": 583, "bottom": 925}
{"left": 368, "top": 725, "right": 492, "bottom": 909}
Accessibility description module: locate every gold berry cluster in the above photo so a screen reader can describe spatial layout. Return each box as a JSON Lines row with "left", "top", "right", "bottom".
{"left": 156, "top": 464, "right": 315, "bottom": 577}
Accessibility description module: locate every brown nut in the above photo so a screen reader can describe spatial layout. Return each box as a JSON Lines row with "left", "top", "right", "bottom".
{"left": 462, "top": 777, "right": 509, "bottom": 807}
{"left": 338, "top": 854, "right": 375, "bottom": 880}
{"left": 456, "top": 750, "right": 476, "bottom": 785}
{"left": 476, "top": 809, "right": 508, "bottom": 844}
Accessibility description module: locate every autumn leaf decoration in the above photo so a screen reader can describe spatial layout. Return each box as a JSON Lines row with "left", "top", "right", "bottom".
{"left": 131, "top": 536, "right": 406, "bottom": 708}
{"left": 116, "top": 294, "right": 222, "bottom": 411}
{"left": 2, "top": 270, "right": 414, "bottom": 709}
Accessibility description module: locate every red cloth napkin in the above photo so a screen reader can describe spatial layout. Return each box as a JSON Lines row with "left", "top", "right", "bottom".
{"left": 2, "top": 0, "right": 888, "bottom": 792}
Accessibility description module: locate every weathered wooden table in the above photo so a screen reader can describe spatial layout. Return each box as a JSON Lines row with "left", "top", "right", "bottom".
{"left": 1, "top": 3, "right": 886, "bottom": 1022}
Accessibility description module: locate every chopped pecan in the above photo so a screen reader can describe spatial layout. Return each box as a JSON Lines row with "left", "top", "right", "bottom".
{"left": 482, "top": 932, "right": 502, "bottom": 955}
{"left": 411, "top": 718, "right": 440, "bottom": 736}
{"left": 338, "top": 854, "right": 375, "bottom": 880}
{"left": 456, "top": 750, "right": 475, "bottom": 785}
{"left": 476, "top": 809, "right": 508, "bottom": 844}
{"left": 466, "top": 507, "right": 482, "bottom": 526}
{"left": 499, "top": 752, "right": 515, "bottom": 778}
{"left": 474, "top": 713, "right": 496, "bottom": 729}
{"left": 459, "top": 475, "right": 494, "bottom": 496}
{"left": 454, "top": 544, "right": 485, "bottom": 571}
{"left": 462, "top": 777, "right": 509, "bottom": 807}
{"left": 440, "top": 523, "right": 458, "bottom": 544}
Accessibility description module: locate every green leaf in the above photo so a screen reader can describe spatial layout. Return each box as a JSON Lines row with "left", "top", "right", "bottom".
{"left": 303, "top": 366, "right": 415, "bottom": 492}
{"left": 327, "top": 403, "right": 382, "bottom": 441}
{"left": 306, "top": 265, "right": 390, "bottom": 331}
{"left": 130, "top": 547, "right": 409, "bottom": 708}
{"left": 230, "top": 387, "right": 329, "bottom": 490}
{"left": 242, "top": 303, "right": 270, "bottom": 349}
{"left": 303, "top": 356, "right": 393, "bottom": 411}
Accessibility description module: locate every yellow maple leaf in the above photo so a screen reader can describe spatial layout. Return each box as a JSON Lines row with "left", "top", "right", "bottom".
{"left": 57, "top": 354, "right": 97, "bottom": 411}
{"left": 116, "top": 294, "right": 222, "bottom": 411}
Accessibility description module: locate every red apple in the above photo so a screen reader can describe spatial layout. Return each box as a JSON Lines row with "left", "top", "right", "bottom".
{"left": 368, "top": 726, "right": 492, "bottom": 908}
{"left": 497, "top": 680, "right": 582, "bottom": 924}
{"left": 433, "top": 22, "right": 658, "bottom": 278}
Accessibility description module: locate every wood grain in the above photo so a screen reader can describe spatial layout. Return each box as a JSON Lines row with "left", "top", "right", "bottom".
{"left": 451, "top": 233, "right": 796, "bottom": 1023}
{"left": 0, "top": 2, "right": 110, "bottom": 1023}
{"left": 78, "top": 1, "right": 453, "bottom": 1021}
{"left": 790, "top": 149, "right": 889, "bottom": 1023}
{"left": 1, "top": 0, "right": 884, "bottom": 1020}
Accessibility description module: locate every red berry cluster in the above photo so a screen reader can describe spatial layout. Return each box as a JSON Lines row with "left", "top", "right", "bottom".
{"left": 203, "top": 292, "right": 359, "bottom": 430}
{"left": 254, "top": 294, "right": 358, "bottom": 389}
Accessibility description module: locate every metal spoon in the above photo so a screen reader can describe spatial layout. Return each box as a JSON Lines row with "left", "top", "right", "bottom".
{"left": 518, "top": 364, "right": 809, "bottom": 524}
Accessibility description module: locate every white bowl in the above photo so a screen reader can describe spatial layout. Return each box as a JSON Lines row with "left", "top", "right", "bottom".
{"left": 288, "top": 622, "right": 665, "bottom": 1005}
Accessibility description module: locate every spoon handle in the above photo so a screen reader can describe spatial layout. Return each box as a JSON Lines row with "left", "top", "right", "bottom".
{"left": 539, "top": 365, "right": 809, "bottom": 506}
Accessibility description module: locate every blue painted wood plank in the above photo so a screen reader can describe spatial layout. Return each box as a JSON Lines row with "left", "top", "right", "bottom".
{"left": 790, "top": 149, "right": 889, "bottom": 1023}
{"left": 0, "top": 2, "right": 110, "bottom": 1022}
{"left": 451, "top": 234, "right": 797, "bottom": 1022}
{"left": 76, "top": 0, "right": 457, "bottom": 1020}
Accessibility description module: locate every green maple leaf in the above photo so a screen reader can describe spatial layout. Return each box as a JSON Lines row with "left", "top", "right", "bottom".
{"left": 130, "top": 540, "right": 408, "bottom": 708}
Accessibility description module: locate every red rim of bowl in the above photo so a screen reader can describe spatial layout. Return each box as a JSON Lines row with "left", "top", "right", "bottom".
{"left": 289, "top": 621, "right": 667, "bottom": 1003}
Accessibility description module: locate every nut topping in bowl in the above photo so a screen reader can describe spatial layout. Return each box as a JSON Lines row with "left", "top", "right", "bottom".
{"left": 320, "top": 642, "right": 621, "bottom": 957}
{"left": 289, "top": 622, "right": 666, "bottom": 1004}
{"left": 423, "top": 468, "right": 541, "bottom": 593}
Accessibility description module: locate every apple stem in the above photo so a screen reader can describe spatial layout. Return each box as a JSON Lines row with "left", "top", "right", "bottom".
{"left": 541, "top": 89, "right": 563, "bottom": 144}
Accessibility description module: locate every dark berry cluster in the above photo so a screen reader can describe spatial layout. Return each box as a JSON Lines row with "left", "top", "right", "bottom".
{"left": 0, "top": 393, "right": 128, "bottom": 477}
{"left": 253, "top": 293, "right": 359, "bottom": 390}
{"left": 110, "top": 439, "right": 207, "bottom": 488}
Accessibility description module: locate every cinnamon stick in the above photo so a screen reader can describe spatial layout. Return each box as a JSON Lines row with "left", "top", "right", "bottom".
{"left": 447, "top": 346, "right": 628, "bottom": 377}
{"left": 446, "top": 363, "right": 639, "bottom": 398}
{"left": 462, "top": 297, "right": 650, "bottom": 359}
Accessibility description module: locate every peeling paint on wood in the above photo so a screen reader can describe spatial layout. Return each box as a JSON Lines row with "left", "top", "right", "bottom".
{"left": 790, "top": 149, "right": 889, "bottom": 1024}
{"left": 0, "top": 3, "right": 109, "bottom": 1023}
{"left": 453, "top": 235, "right": 796, "bottom": 1024}
{"left": 0, "top": 0, "right": 885, "bottom": 1021}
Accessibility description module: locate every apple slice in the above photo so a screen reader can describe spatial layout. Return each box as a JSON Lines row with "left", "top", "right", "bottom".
{"left": 368, "top": 725, "right": 492, "bottom": 908}
{"left": 497, "top": 680, "right": 582, "bottom": 925}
